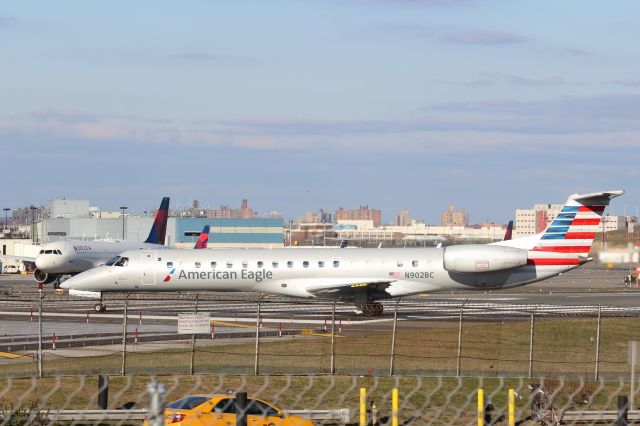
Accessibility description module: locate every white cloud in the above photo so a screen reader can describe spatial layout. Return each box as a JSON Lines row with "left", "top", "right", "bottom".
{"left": 3, "top": 94, "right": 640, "bottom": 156}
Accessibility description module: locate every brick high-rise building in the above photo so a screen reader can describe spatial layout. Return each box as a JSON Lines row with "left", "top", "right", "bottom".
{"left": 440, "top": 205, "right": 469, "bottom": 226}
{"left": 334, "top": 205, "right": 382, "bottom": 226}
{"left": 207, "top": 199, "right": 255, "bottom": 219}
{"left": 515, "top": 203, "right": 563, "bottom": 237}
{"left": 395, "top": 208, "right": 411, "bottom": 226}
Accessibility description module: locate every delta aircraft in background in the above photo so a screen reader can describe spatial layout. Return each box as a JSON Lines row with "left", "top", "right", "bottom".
{"left": 62, "top": 191, "right": 623, "bottom": 315}
{"left": 1, "top": 197, "right": 171, "bottom": 288}
{"left": 31, "top": 204, "right": 211, "bottom": 290}
{"left": 504, "top": 220, "right": 513, "bottom": 241}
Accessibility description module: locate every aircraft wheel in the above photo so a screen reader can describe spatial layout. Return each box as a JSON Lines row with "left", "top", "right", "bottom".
{"left": 363, "top": 306, "right": 376, "bottom": 317}
{"left": 373, "top": 302, "right": 384, "bottom": 316}
{"left": 94, "top": 302, "right": 106, "bottom": 313}
{"left": 359, "top": 301, "right": 381, "bottom": 317}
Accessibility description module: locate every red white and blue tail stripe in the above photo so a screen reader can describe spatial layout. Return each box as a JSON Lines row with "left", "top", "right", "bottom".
{"left": 495, "top": 190, "right": 624, "bottom": 269}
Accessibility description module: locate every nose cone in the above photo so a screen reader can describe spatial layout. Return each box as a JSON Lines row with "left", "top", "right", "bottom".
{"left": 61, "top": 267, "right": 110, "bottom": 291}
{"left": 35, "top": 254, "right": 52, "bottom": 270}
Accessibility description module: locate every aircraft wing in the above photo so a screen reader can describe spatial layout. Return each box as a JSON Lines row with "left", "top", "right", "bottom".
{"left": 305, "top": 278, "right": 395, "bottom": 299}
{"left": 0, "top": 254, "right": 36, "bottom": 263}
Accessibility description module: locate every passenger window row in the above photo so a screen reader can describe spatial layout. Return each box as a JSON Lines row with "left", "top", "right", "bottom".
{"left": 165, "top": 260, "right": 421, "bottom": 269}
{"left": 397, "top": 260, "right": 420, "bottom": 267}
{"left": 165, "top": 260, "right": 344, "bottom": 268}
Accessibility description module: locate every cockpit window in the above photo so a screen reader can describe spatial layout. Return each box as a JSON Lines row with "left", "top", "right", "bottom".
{"left": 114, "top": 257, "right": 129, "bottom": 267}
{"left": 55, "top": 250, "right": 62, "bottom": 255}
{"left": 45, "top": 250, "right": 53, "bottom": 254}
{"left": 39, "top": 250, "right": 44, "bottom": 254}
{"left": 105, "top": 256, "right": 120, "bottom": 266}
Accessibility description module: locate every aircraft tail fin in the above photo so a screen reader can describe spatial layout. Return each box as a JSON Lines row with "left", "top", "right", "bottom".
{"left": 503, "top": 220, "right": 513, "bottom": 241}
{"left": 144, "top": 197, "right": 170, "bottom": 245}
{"left": 194, "top": 225, "right": 210, "bottom": 249}
{"left": 497, "top": 190, "right": 623, "bottom": 259}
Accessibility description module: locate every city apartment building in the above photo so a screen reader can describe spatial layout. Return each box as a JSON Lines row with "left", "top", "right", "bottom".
{"left": 440, "top": 205, "right": 469, "bottom": 226}
{"left": 334, "top": 205, "right": 382, "bottom": 227}
{"left": 395, "top": 208, "right": 411, "bottom": 226}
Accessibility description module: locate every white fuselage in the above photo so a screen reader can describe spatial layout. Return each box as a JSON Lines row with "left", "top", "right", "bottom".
{"left": 35, "top": 240, "right": 166, "bottom": 275}
{"left": 61, "top": 247, "right": 577, "bottom": 299}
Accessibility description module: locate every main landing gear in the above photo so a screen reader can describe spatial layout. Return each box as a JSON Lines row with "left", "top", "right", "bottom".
{"left": 94, "top": 302, "right": 106, "bottom": 312}
{"left": 356, "top": 300, "right": 384, "bottom": 317}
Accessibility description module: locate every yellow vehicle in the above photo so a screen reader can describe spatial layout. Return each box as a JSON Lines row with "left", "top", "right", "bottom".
{"left": 144, "top": 394, "right": 314, "bottom": 426}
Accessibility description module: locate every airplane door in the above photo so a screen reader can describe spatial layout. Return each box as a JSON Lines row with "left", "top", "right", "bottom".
{"left": 140, "top": 252, "right": 157, "bottom": 285}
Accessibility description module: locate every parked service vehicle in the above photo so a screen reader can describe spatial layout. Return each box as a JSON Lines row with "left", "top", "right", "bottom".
{"left": 2, "top": 265, "right": 19, "bottom": 274}
{"left": 144, "top": 394, "right": 314, "bottom": 426}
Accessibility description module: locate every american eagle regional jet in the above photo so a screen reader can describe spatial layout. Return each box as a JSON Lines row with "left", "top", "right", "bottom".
{"left": 62, "top": 190, "right": 623, "bottom": 315}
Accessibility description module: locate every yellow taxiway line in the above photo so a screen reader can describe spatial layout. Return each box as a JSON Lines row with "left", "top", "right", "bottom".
{"left": 0, "top": 351, "right": 29, "bottom": 359}
{"left": 210, "top": 320, "right": 255, "bottom": 329}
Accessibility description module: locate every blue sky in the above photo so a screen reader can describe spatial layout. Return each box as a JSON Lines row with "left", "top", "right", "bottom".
{"left": 1, "top": 0, "right": 638, "bottom": 223}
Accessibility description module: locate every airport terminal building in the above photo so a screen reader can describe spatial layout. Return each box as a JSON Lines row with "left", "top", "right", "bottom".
{"left": 35, "top": 216, "right": 284, "bottom": 248}
{"left": 27, "top": 199, "right": 284, "bottom": 248}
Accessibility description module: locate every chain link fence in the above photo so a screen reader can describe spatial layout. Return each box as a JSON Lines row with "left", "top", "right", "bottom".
{"left": 2, "top": 373, "right": 640, "bottom": 424}
{"left": 3, "top": 293, "right": 640, "bottom": 423}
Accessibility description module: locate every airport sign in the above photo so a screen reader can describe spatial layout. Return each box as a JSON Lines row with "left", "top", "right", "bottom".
{"left": 178, "top": 313, "right": 210, "bottom": 334}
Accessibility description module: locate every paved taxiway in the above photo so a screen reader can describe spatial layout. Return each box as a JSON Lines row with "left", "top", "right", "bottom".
{"left": 0, "top": 265, "right": 637, "bottom": 354}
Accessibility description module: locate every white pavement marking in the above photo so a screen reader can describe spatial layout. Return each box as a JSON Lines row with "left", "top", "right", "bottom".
{"left": 0, "top": 311, "right": 392, "bottom": 325}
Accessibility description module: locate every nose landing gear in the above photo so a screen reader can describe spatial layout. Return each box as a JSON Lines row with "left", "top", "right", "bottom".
{"left": 94, "top": 302, "right": 106, "bottom": 312}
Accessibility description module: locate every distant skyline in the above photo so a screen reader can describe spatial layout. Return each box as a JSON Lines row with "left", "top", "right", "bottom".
{"left": 7, "top": 194, "right": 637, "bottom": 227}
{"left": 1, "top": 1, "right": 638, "bottom": 223}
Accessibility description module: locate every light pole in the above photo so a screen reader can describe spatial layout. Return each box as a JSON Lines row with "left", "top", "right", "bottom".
{"left": 30, "top": 206, "right": 37, "bottom": 244}
{"left": 120, "top": 206, "right": 127, "bottom": 240}
{"left": 3, "top": 208, "right": 9, "bottom": 233}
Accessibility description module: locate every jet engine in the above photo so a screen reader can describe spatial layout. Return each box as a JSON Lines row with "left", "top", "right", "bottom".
{"left": 443, "top": 245, "right": 528, "bottom": 273}
{"left": 34, "top": 268, "right": 57, "bottom": 284}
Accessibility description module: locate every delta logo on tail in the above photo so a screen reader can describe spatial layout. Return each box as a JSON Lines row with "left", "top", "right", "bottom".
{"left": 194, "top": 225, "right": 210, "bottom": 249}
{"left": 144, "top": 197, "right": 170, "bottom": 245}
{"left": 503, "top": 220, "right": 513, "bottom": 241}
